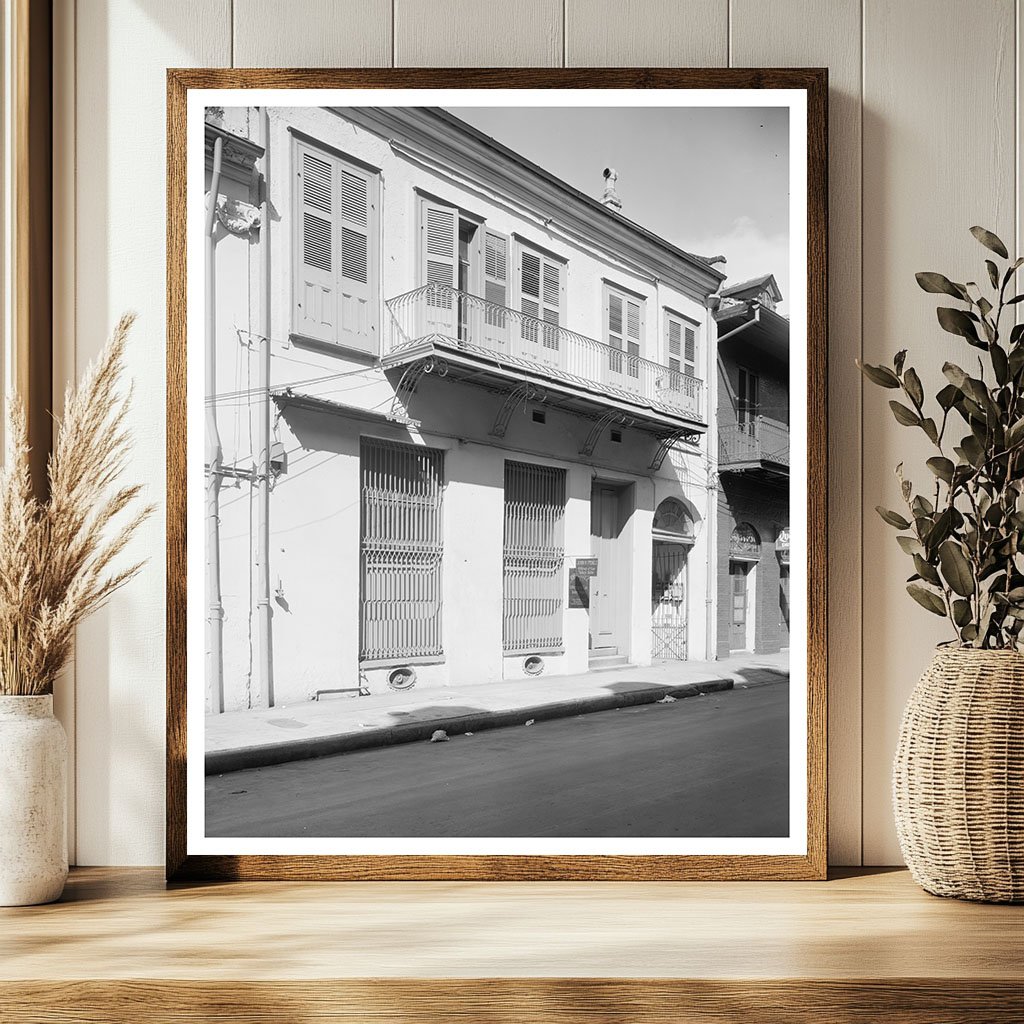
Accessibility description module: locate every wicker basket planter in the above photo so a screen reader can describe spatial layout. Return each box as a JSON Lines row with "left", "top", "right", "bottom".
{"left": 893, "top": 648, "right": 1024, "bottom": 902}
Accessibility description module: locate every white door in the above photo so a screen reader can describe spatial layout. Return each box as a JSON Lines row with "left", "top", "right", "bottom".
{"left": 590, "top": 484, "right": 625, "bottom": 651}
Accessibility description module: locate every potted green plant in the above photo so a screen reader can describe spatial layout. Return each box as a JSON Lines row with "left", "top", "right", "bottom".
{"left": 0, "top": 315, "right": 150, "bottom": 906}
{"left": 859, "top": 227, "right": 1024, "bottom": 902}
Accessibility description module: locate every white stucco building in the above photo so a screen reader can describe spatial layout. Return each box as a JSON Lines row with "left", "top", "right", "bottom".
{"left": 205, "top": 105, "right": 725, "bottom": 713}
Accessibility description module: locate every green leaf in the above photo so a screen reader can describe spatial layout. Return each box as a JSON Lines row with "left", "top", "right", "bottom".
{"left": 952, "top": 599, "right": 972, "bottom": 627}
{"left": 927, "top": 456, "right": 955, "bottom": 482}
{"left": 893, "top": 349, "right": 907, "bottom": 375}
{"left": 877, "top": 506, "right": 911, "bottom": 530}
{"left": 903, "top": 367, "right": 924, "bottom": 407}
{"left": 897, "top": 535, "right": 925, "bottom": 557}
{"left": 977, "top": 296, "right": 994, "bottom": 317}
{"left": 943, "top": 362, "right": 969, "bottom": 390}
{"left": 856, "top": 360, "right": 900, "bottom": 388}
{"left": 889, "top": 401, "right": 921, "bottom": 427}
{"left": 961, "top": 624, "right": 979, "bottom": 643}
{"left": 936, "top": 383, "right": 960, "bottom": 411}
{"left": 911, "top": 494, "right": 934, "bottom": 517}
{"left": 1006, "top": 418, "right": 1024, "bottom": 450}
{"left": 939, "top": 540, "right": 975, "bottom": 598}
{"left": 921, "top": 418, "right": 938, "bottom": 445}
{"left": 970, "top": 226, "right": 1009, "bottom": 259}
{"left": 913, "top": 554, "right": 941, "bottom": 586}
{"left": 915, "top": 272, "right": 970, "bottom": 299}
{"left": 1005, "top": 294, "right": 1024, "bottom": 305}
{"left": 937, "top": 307, "right": 981, "bottom": 344}
{"left": 985, "top": 260, "right": 1000, "bottom": 289}
{"left": 907, "top": 583, "right": 947, "bottom": 617}
{"left": 991, "top": 342, "right": 1009, "bottom": 386}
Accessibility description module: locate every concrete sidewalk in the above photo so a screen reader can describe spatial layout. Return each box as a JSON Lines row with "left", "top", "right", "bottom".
{"left": 206, "top": 652, "right": 789, "bottom": 774}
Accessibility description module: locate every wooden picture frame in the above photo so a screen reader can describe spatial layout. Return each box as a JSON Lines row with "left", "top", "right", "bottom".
{"left": 167, "top": 68, "right": 827, "bottom": 881}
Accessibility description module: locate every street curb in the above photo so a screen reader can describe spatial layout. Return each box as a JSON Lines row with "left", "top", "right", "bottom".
{"left": 206, "top": 676, "right": 736, "bottom": 776}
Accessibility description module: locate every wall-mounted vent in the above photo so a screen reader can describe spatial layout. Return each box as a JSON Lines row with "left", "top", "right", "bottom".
{"left": 387, "top": 666, "right": 417, "bottom": 690}
{"left": 532, "top": 409, "right": 546, "bottom": 424}
{"left": 523, "top": 655, "right": 545, "bottom": 676}
{"left": 610, "top": 429, "right": 623, "bottom": 443}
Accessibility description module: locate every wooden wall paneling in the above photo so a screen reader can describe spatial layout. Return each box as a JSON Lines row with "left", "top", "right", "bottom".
{"left": 729, "top": 0, "right": 863, "bottom": 865}
{"left": 233, "top": 0, "right": 392, "bottom": 68}
{"left": 71, "top": 0, "right": 232, "bottom": 865}
{"left": 565, "top": 0, "right": 728, "bottom": 67}
{"left": 394, "top": 0, "right": 563, "bottom": 67}
{"left": 861, "top": 0, "right": 1018, "bottom": 864}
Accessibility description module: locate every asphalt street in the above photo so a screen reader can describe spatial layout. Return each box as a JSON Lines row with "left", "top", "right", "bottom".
{"left": 206, "top": 679, "right": 790, "bottom": 839}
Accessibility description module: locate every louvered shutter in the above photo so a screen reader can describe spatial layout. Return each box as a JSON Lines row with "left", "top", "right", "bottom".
{"left": 337, "top": 164, "right": 376, "bottom": 352}
{"left": 625, "top": 298, "right": 642, "bottom": 379}
{"left": 483, "top": 229, "right": 509, "bottom": 345}
{"left": 666, "top": 316, "right": 682, "bottom": 390}
{"left": 520, "top": 249, "right": 542, "bottom": 344}
{"left": 295, "top": 147, "right": 337, "bottom": 344}
{"left": 294, "top": 142, "right": 378, "bottom": 353}
{"left": 683, "top": 323, "right": 697, "bottom": 376}
{"left": 519, "top": 246, "right": 563, "bottom": 360}
{"left": 606, "top": 290, "right": 624, "bottom": 374}
{"left": 420, "top": 198, "right": 458, "bottom": 335}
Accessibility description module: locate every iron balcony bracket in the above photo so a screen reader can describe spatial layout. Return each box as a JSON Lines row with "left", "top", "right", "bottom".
{"left": 579, "top": 410, "right": 633, "bottom": 457}
{"left": 649, "top": 429, "right": 701, "bottom": 471}
{"left": 490, "top": 382, "right": 547, "bottom": 438}
{"left": 391, "top": 355, "right": 449, "bottom": 424}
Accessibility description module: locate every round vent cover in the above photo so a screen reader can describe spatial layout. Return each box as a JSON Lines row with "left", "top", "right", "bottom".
{"left": 387, "top": 666, "right": 417, "bottom": 690}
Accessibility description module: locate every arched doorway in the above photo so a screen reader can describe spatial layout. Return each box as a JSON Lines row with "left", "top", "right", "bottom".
{"left": 651, "top": 498, "right": 696, "bottom": 660}
{"left": 729, "top": 523, "right": 761, "bottom": 652}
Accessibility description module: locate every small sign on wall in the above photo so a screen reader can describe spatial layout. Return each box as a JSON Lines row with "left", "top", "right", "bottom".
{"left": 568, "top": 557, "right": 598, "bottom": 608}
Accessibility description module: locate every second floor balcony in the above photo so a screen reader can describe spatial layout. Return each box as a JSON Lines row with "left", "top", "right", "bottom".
{"left": 719, "top": 417, "right": 790, "bottom": 477}
{"left": 383, "top": 284, "right": 706, "bottom": 433}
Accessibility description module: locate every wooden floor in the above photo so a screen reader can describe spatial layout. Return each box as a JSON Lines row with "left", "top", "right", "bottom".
{"left": 1, "top": 867, "right": 1021, "bottom": 1022}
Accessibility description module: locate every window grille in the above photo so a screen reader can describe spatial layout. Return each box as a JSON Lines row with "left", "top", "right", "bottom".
{"left": 360, "top": 438, "right": 445, "bottom": 662}
{"left": 503, "top": 461, "right": 566, "bottom": 653}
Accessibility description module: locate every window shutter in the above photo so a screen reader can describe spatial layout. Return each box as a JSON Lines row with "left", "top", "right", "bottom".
{"left": 295, "top": 147, "right": 337, "bottom": 344}
{"left": 293, "top": 142, "right": 379, "bottom": 354}
{"left": 337, "top": 164, "right": 376, "bottom": 353}
{"left": 483, "top": 229, "right": 510, "bottom": 345}
{"left": 519, "top": 245, "right": 564, "bottom": 352}
{"left": 625, "top": 298, "right": 642, "bottom": 378}
{"left": 420, "top": 198, "right": 458, "bottom": 334}
{"left": 483, "top": 229, "right": 509, "bottom": 308}
{"left": 684, "top": 324, "right": 697, "bottom": 376}
{"left": 606, "top": 289, "right": 624, "bottom": 373}
{"left": 668, "top": 318, "right": 681, "bottom": 364}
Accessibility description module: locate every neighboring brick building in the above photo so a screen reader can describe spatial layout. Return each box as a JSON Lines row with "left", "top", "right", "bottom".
{"left": 714, "top": 274, "right": 790, "bottom": 657}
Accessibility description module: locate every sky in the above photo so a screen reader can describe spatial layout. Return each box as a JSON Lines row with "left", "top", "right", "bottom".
{"left": 446, "top": 105, "right": 790, "bottom": 312}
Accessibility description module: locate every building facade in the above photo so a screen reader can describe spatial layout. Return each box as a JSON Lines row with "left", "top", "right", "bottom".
{"left": 205, "top": 105, "right": 725, "bottom": 713}
{"left": 714, "top": 274, "right": 790, "bottom": 658}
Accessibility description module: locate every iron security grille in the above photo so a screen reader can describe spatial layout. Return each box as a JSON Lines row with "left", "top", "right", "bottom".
{"left": 360, "top": 439, "right": 444, "bottom": 662}
{"left": 503, "top": 461, "right": 566, "bottom": 653}
{"left": 651, "top": 542, "right": 688, "bottom": 660}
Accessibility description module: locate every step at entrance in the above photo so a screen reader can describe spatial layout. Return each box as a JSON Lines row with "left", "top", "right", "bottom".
{"left": 588, "top": 648, "right": 630, "bottom": 671}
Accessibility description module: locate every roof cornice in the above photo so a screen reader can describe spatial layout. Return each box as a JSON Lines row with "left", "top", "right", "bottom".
{"left": 331, "top": 106, "right": 726, "bottom": 304}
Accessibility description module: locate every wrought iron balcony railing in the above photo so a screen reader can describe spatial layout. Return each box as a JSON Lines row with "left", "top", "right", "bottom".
{"left": 719, "top": 417, "right": 790, "bottom": 468}
{"left": 385, "top": 284, "right": 704, "bottom": 423}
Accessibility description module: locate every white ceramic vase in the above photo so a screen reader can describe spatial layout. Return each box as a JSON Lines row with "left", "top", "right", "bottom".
{"left": 0, "top": 694, "right": 68, "bottom": 906}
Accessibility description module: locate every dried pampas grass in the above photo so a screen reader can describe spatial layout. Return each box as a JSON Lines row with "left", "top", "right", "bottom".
{"left": 0, "top": 313, "right": 153, "bottom": 696}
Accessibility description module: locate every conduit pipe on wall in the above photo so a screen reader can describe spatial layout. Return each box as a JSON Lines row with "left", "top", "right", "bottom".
{"left": 205, "top": 135, "right": 225, "bottom": 713}
{"left": 256, "top": 106, "right": 275, "bottom": 707}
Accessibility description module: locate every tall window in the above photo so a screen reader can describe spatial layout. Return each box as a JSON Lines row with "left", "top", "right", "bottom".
{"left": 605, "top": 283, "right": 644, "bottom": 379}
{"left": 666, "top": 311, "right": 699, "bottom": 383}
{"left": 518, "top": 244, "right": 564, "bottom": 352}
{"left": 293, "top": 138, "right": 378, "bottom": 354}
{"left": 503, "top": 461, "right": 566, "bottom": 654}
{"left": 738, "top": 367, "right": 760, "bottom": 432}
{"left": 359, "top": 438, "right": 445, "bottom": 662}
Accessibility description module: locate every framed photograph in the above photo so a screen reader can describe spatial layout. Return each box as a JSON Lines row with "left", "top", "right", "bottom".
{"left": 167, "top": 69, "right": 827, "bottom": 881}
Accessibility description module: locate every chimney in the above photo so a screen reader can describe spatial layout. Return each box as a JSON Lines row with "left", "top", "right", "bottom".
{"left": 601, "top": 167, "right": 622, "bottom": 212}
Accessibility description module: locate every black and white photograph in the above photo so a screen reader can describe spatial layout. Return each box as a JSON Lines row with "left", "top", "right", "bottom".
{"left": 186, "top": 87, "right": 811, "bottom": 860}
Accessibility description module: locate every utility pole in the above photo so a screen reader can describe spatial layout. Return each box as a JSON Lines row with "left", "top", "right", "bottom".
{"left": 255, "top": 107, "right": 275, "bottom": 707}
